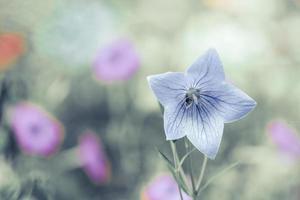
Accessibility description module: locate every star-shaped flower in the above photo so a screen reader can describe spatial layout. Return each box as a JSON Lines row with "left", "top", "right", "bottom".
{"left": 147, "top": 49, "right": 256, "bottom": 159}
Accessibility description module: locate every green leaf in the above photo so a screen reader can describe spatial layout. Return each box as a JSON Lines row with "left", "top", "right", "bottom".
{"left": 177, "top": 147, "right": 196, "bottom": 170}
{"left": 156, "top": 148, "right": 174, "bottom": 169}
{"left": 197, "top": 161, "right": 240, "bottom": 196}
{"left": 166, "top": 164, "right": 191, "bottom": 195}
{"left": 156, "top": 148, "right": 192, "bottom": 196}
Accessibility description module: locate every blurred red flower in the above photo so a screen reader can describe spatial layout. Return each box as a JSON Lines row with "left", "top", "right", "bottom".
{"left": 0, "top": 32, "right": 25, "bottom": 71}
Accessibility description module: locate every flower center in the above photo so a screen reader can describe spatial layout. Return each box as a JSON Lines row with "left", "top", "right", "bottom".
{"left": 185, "top": 88, "right": 200, "bottom": 108}
{"left": 109, "top": 50, "right": 123, "bottom": 64}
{"left": 29, "top": 124, "right": 42, "bottom": 136}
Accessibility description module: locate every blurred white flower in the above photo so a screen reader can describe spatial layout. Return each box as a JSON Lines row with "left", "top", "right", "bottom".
{"left": 181, "top": 15, "right": 270, "bottom": 71}
{"left": 33, "top": 1, "right": 117, "bottom": 67}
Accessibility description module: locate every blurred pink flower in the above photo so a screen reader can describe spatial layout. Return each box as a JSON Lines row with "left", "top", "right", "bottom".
{"left": 267, "top": 120, "right": 300, "bottom": 160}
{"left": 10, "top": 102, "right": 64, "bottom": 157}
{"left": 78, "top": 131, "right": 111, "bottom": 184}
{"left": 141, "top": 174, "right": 191, "bottom": 200}
{"left": 92, "top": 39, "right": 140, "bottom": 82}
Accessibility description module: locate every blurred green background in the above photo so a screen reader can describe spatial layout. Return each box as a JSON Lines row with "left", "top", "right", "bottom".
{"left": 0, "top": 0, "right": 300, "bottom": 199}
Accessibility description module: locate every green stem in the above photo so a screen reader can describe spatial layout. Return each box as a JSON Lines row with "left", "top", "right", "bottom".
{"left": 178, "top": 183, "right": 184, "bottom": 200}
{"left": 170, "top": 141, "right": 191, "bottom": 191}
{"left": 184, "top": 139, "right": 197, "bottom": 199}
{"left": 196, "top": 155, "right": 208, "bottom": 194}
{"left": 170, "top": 141, "right": 184, "bottom": 200}
{"left": 52, "top": 147, "right": 82, "bottom": 174}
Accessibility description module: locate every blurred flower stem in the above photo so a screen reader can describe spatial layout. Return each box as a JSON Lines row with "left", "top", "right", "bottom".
{"left": 196, "top": 155, "right": 208, "bottom": 196}
{"left": 170, "top": 141, "right": 184, "bottom": 200}
{"left": 52, "top": 147, "right": 82, "bottom": 172}
{"left": 169, "top": 139, "right": 209, "bottom": 200}
{"left": 184, "top": 138, "right": 196, "bottom": 199}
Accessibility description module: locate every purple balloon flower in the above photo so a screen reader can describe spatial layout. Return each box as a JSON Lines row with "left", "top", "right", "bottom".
{"left": 92, "top": 39, "right": 140, "bottom": 82}
{"left": 10, "top": 102, "right": 64, "bottom": 157}
{"left": 267, "top": 120, "right": 300, "bottom": 160}
{"left": 141, "top": 174, "right": 191, "bottom": 200}
{"left": 78, "top": 131, "right": 111, "bottom": 184}
{"left": 147, "top": 49, "right": 256, "bottom": 159}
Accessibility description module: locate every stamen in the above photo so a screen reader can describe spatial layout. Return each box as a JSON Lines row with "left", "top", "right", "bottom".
{"left": 185, "top": 88, "right": 200, "bottom": 108}
{"left": 192, "top": 94, "right": 198, "bottom": 104}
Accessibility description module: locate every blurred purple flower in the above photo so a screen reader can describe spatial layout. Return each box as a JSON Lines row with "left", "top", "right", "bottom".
{"left": 267, "top": 120, "right": 300, "bottom": 160}
{"left": 92, "top": 39, "right": 140, "bottom": 82}
{"left": 141, "top": 174, "right": 191, "bottom": 200}
{"left": 147, "top": 49, "right": 256, "bottom": 159}
{"left": 78, "top": 131, "right": 111, "bottom": 184}
{"left": 10, "top": 102, "right": 64, "bottom": 157}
